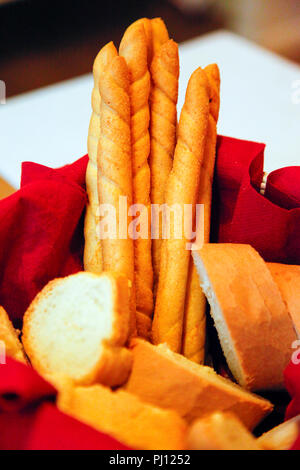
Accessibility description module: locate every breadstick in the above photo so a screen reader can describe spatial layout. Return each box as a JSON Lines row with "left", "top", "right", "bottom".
{"left": 151, "top": 18, "right": 169, "bottom": 57}
{"left": 130, "top": 18, "right": 153, "bottom": 64}
{"left": 182, "top": 64, "right": 220, "bottom": 363}
{"left": 152, "top": 68, "right": 210, "bottom": 352}
{"left": 119, "top": 23, "right": 153, "bottom": 339}
{"left": 149, "top": 40, "right": 179, "bottom": 290}
{"left": 97, "top": 54, "right": 136, "bottom": 336}
{"left": 84, "top": 42, "right": 118, "bottom": 273}
{"left": 129, "top": 17, "right": 169, "bottom": 65}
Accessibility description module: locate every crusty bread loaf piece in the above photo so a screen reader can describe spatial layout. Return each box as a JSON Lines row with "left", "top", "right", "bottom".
{"left": 149, "top": 39, "right": 179, "bottom": 291}
{"left": 97, "top": 54, "right": 136, "bottom": 336}
{"left": 152, "top": 67, "right": 210, "bottom": 352}
{"left": 58, "top": 384, "right": 187, "bottom": 450}
{"left": 119, "top": 21, "right": 154, "bottom": 339}
{"left": 84, "top": 42, "right": 118, "bottom": 273}
{"left": 0, "top": 307, "right": 27, "bottom": 364}
{"left": 182, "top": 64, "right": 221, "bottom": 364}
{"left": 22, "top": 272, "right": 132, "bottom": 388}
{"left": 187, "top": 412, "right": 262, "bottom": 450}
{"left": 257, "top": 415, "right": 300, "bottom": 450}
{"left": 192, "top": 244, "right": 297, "bottom": 391}
{"left": 267, "top": 262, "right": 300, "bottom": 335}
{"left": 125, "top": 339, "right": 273, "bottom": 430}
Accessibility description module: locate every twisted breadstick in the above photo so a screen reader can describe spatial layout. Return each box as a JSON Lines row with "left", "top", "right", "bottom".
{"left": 152, "top": 68, "right": 210, "bottom": 352}
{"left": 84, "top": 42, "right": 117, "bottom": 273}
{"left": 128, "top": 17, "right": 169, "bottom": 65}
{"left": 98, "top": 54, "right": 136, "bottom": 336}
{"left": 150, "top": 17, "right": 169, "bottom": 57}
{"left": 130, "top": 18, "right": 153, "bottom": 64}
{"left": 149, "top": 40, "right": 179, "bottom": 290}
{"left": 119, "top": 23, "right": 153, "bottom": 339}
{"left": 182, "top": 64, "right": 221, "bottom": 363}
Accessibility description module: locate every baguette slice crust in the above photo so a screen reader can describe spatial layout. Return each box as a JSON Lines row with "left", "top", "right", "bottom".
{"left": 267, "top": 262, "right": 300, "bottom": 335}
{"left": 0, "top": 307, "right": 27, "bottom": 364}
{"left": 22, "top": 272, "right": 132, "bottom": 387}
{"left": 192, "top": 244, "right": 297, "bottom": 391}
{"left": 187, "top": 412, "right": 262, "bottom": 450}
{"left": 59, "top": 384, "right": 187, "bottom": 450}
{"left": 257, "top": 415, "right": 300, "bottom": 450}
{"left": 126, "top": 339, "right": 273, "bottom": 430}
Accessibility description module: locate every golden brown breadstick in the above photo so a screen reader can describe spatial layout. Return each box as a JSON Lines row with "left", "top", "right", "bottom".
{"left": 151, "top": 18, "right": 169, "bottom": 57}
{"left": 152, "top": 68, "right": 210, "bottom": 352}
{"left": 182, "top": 64, "right": 220, "bottom": 363}
{"left": 129, "top": 17, "right": 169, "bottom": 65}
{"left": 119, "top": 23, "right": 153, "bottom": 339}
{"left": 97, "top": 54, "right": 136, "bottom": 336}
{"left": 84, "top": 42, "right": 118, "bottom": 273}
{"left": 149, "top": 40, "right": 179, "bottom": 290}
{"left": 130, "top": 18, "right": 153, "bottom": 64}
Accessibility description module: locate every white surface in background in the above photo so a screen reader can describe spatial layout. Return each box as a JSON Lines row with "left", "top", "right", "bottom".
{"left": 0, "top": 30, "right": 299, "bottom": 189}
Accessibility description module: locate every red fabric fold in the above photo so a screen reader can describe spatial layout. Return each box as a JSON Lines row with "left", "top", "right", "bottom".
{"left": 0, "top": 358, "right": 129, "bottom": 450}
{"left": 216, "top": 135, "right": 300, "bottom": 264}
{"left": 265, "top": 166, "right": 300, "bottom": 210}
{"left": 0, "top": 357, "right": 56, "bottom": 412}
{"left": 0, "top": 156, "right": 88, "bottom": 324}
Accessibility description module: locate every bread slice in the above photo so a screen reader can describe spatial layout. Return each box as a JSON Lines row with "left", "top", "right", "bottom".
{"left": 187, "top": 412, "right": 262, "bottom": 450}
{"left": 257, "top": 415, "right": 300, "bottom": 450}
{"left": 192, "top": 244, "right": 297, "bottom": 391}
{"left": 58, "top": 384, "right": 187, "bottom": 450}
{"left": 22, "top": 272, "right": 132, "bottom": 388}
{"left": 0, "top": 307, "right": 27, "bottom": 363}
{"left": 267, "top": 262, "right": 300, "bottom": 335}
{"left": 125, "top": 339, "right": 273, "bottom": 430}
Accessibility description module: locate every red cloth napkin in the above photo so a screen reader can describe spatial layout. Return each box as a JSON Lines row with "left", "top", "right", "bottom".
{"left": 0, "top": 156, "right": 88, "bottom": 325}
{"left": 0, "top": 358, "right": 129, "bottom": 450}
{"left": 216, "top": 136, "right": 300, "bottom": 263}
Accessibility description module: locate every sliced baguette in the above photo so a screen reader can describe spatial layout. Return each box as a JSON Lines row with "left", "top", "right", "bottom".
{"left": 58, "top": 384, "right": 187, "bottom": 450}
{"left": 125, "top": 339, "right": 273, "bottom": 430}
{"left": 0, "top": 307, "right": 27, "bottom": 364}
{"left": 267, "top": 262, "right": 300, "bottom": 335}
{"left": 22, "top": 272, "right": 132, "bottom": 388}
{"left": 187, "top": 412, "right": 262, "bottom": 450}
{"left": 192, "top": 244, "right": 297, "bottom": 391}
{"left": 257, "top": 415, "right": 300, "bottom": 450}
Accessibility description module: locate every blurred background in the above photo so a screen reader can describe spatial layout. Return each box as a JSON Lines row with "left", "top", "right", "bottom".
{"left": 1, "top": 0, "right": 300, "bottom": 98}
